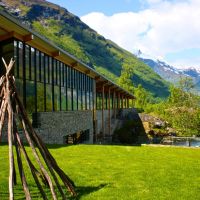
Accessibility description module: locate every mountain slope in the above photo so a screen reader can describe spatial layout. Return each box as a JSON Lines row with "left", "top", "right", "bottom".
{"left": 0, "top": 0, "right": 170, "bottom": 98}
{"left": 140, "top": 57, "right": 200, "bottom": 92}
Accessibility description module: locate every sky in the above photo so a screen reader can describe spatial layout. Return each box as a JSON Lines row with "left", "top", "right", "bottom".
{"left": 48, "top": 0, "right": 200, "bottom": 69}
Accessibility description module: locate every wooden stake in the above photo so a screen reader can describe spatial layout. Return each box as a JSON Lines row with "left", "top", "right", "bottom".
{"left": 15, "top": 128, "right": 48, "bottom": 200}
{"left": 13, "top": 122, "right": 31, "bottom": 199}
{"left": 7, "top": 76, "right": 14, "bottom": 200}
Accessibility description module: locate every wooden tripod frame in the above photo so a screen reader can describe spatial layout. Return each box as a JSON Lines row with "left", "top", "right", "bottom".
{"left": 0, "top": 58, "right": 76, "bottom": 200}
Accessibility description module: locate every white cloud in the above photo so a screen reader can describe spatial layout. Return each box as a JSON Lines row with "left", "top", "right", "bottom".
{"left": 145, "top": 0, "right": 163, "bottom": 4}
{"left": 81, "top": 0, "right": 200, "bottom": 68}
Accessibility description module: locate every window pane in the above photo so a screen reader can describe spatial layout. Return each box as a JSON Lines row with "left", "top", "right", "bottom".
{"left": 36, "top": 50, "right": 40, "bottom": 82}
{"left": 26, "top": 80, "right": 35, "bottom": 113}
{"left": 87, "top": 91, "right": 90, "bottom": 110}
{"left": 78, "top": 89, "right": 82, "bottom": 110}
{"left": 46, "top": 84, "right": 52, "bottom": 111}
{"left": 73, "top": 89, "right": 77, "bottom": 110}
{"left": 25, "top": 45, "right": 30, "bottom": 80}
{"left": 14, "top": 40, "right": 18, "bottom": 77}
{"left": 18, "top": 41, "right": 23, "bottom": 78}
{"left": 67, "top": 89, "right": 72, "bottom": 110}
{"left": 1, "top": 40, "right": 14, "bottom": 76}
{"left": 54, "top": 85, "right": 60, "bottom": 111}
{"left": 49, "top": 58, "right": 52, "bottom": 84}
{"left": 41, "top": 53, "right": 44, "bottom": 82}
{"left": 16, "top": 78, "right": 23, "bottom": 103}
{"left": 61, "top": 86, "right": 66, "bottom": 111}
{"left": 31, "top": 47, "right": 35, "bottom": 81}
{"left": 37, "top": 82, "right": 45, "bottom": 112}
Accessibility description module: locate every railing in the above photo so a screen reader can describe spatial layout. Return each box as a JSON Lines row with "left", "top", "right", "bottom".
{"left": 162, "top": 136, "right": 200, "bottom": 147}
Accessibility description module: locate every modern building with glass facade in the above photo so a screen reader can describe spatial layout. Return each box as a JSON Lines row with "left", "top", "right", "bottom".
{"left": 0, "top": 11, "right": 134, "bottom": 144}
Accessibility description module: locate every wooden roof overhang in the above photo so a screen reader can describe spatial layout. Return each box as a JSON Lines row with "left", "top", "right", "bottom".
{"left": 0, "top": 11, "right": 135, "bottom": 99}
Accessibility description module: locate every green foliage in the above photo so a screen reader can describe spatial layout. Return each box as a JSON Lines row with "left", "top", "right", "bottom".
{"left": 178, "top": 76, "right": 194, "bottom": 92}
{"left": 134, "top": 84, "right": 149, "bottom": 110}
{"left": 94, "top": 66, "right": 118, "bottom": 83}
{"left": 117, "top": 63, "right": 134, "bottom": 93}
{"left": 150, "top": 78, "right": 200, "bottom": 136}
{"left": 32, "top": 20, "right": 90, "bottom": 64}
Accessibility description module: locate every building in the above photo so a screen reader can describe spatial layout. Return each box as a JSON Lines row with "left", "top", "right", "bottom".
{"left": 0, "top": 11, "right": 134, "bottom": 144}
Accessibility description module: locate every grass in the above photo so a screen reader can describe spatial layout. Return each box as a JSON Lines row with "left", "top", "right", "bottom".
{"left": 0, "top": 144, "right": 200, "bottom": 199}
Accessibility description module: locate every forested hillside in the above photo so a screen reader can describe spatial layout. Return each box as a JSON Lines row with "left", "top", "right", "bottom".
{"left": 0, "top": 0, "right": 170, "bottom": 98}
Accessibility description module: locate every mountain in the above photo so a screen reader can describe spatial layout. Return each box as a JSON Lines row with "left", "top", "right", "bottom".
{"left": 140, "top": 58, "right": 181, "bottom": 83}
{"left": 0, "top": 0, "right": 170, "bottom": 98}
{"left": 140, "top": 57, "right": 200, "bottom": 92}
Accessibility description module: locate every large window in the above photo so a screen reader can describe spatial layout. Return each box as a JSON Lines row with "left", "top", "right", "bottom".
{"left": 1, "top": 39, "right": 95, "bottom": 114}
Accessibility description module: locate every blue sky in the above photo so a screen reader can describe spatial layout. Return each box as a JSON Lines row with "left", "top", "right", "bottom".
{"left": 48, "top": 0, "right": 200, "bottom": 69}
{"left": 48, "top": 0, "right": 145, "bottom": 16}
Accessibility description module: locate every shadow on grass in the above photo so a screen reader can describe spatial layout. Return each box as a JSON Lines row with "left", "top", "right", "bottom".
{"left": 0, "top": 183, "right": 108, "bottom": 200}
{"left": 0, "top": 142, "right": 9, "bottom": 146}
{"left": 46, "top": 144, "right": 74, "bottom": 149}
{"left": 69, "top": 183, "right": 108, "bottom": 200}
{"left": 0, "top": 142, "right": 74, "bottom": 149}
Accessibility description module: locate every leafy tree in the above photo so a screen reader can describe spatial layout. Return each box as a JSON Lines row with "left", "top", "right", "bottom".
{"left": 118, "top": 63, "right": 134, "bottom": 93}
{"left": 134, "top": 84, "right": 149, "bottom": 110}
{"left": 178, "top": 76, "right": 194, "bottom": 92}
{"left": 155, "top": 78, "right": 200, "bottom": 135}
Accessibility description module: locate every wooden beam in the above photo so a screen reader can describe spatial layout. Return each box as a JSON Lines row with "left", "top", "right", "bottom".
{"left": 13, "top": 32, "right": 24, "bottom": 41}
{"left": 98, "top": 80, "right": 108, "bottom": 86}
{"left": 0, "top": 31, "right": 14, "bottom": 42}
{"left": 23, "top": 34, "right": 34, "bottom": 42}
{"left": 0, "top": 26, "right": 9, "bottom": 33}
{"left": 70, "top": 62, "right": 78, "bottom": 68}
{"left": 51, "top": 50, "right": 60, "bottom": 58}
{"left": 96, "top": 81, "right": 108, "bottom": 88}
{"left": 109, "top": 86, "right": 117, "bottom": 90}
{"left": 95, "top": 76, "right": 100, "bottom": 81}
{"left": 85, "top": 69, "right": 90, "bottom": 75}
{"left": 0, "top": 31, "right": 24, "bottom": 42}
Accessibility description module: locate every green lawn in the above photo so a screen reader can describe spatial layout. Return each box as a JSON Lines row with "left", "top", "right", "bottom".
{"left": 0, "top": 144, "right": 200, "bottom": 200}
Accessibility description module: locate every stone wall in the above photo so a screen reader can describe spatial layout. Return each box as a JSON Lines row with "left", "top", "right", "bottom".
{"left": 34, "top": 110, "right": 93, "bottom": 144}
{"left": 1, "top": 108, "right": 135, "bottom": 144}
{"left": 2, "top": 110, "right": 93, "bottom": 144}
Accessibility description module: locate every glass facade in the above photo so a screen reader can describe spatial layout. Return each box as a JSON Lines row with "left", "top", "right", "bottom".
{"left": 96, "top": 91, "right": 127, "bottom": 110}
{"left": 0, "top": 39, "right": 95, "bottom": 114}
{"left": 0, "top": 39, "right": 131, "bottom": 115}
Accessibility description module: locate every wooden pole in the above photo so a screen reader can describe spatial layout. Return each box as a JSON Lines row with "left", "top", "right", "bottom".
{"left": 108, "top": 87, "right": 111, "bottom": 136}
{"left": 113, "top": 90, "right": 116, "bottom": 120}
{"left": 0, "top": 97, "right": 7, "bottom": 141}
{"left": 15, "top": 129, "right": 48, "bottom": 200}
{"left": 7, "top": 77, "right": 14, "bottom": 200}
{"left": 102, "top": 84, "right": 104, "bottom": 140}
{"left": 127, "top": 98, "right": 129, "bottom": 108}
{"left": 13, "top": 123, "right": 31, "bottom": 200}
